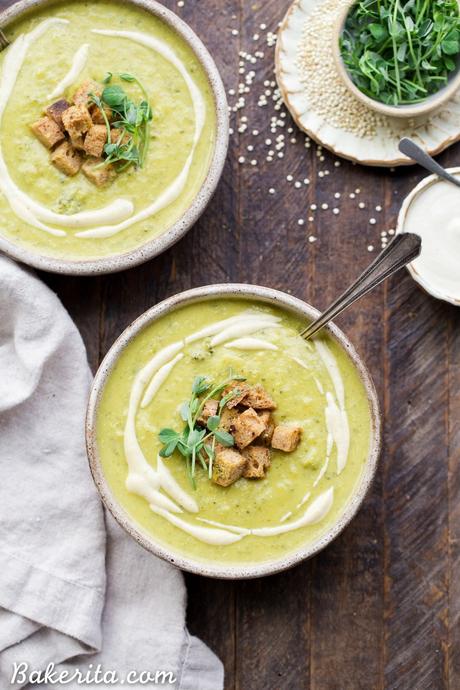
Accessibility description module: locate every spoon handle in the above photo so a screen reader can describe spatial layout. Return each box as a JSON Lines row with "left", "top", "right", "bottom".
{"left": 399, "top": 137, "right": 460, "bottom": 189}
{"left": 300, "top": 232, "right": 422, "bottom": 340}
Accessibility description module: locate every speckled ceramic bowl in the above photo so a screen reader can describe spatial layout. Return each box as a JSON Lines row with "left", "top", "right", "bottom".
{"left": 86, "top": 284, "right": 382, "bottom": 579}
{"left": 333, "top": 0, "right": 460, "bottom": 120}
{"left": 396, "top": 169, "right": 460, "bottom": 306}
{"left": 0, "top": 0, "right": 228, "bottom": 275}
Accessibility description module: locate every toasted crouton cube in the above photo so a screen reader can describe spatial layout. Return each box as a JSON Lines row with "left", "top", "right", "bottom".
{"left": 271, "top": 424, "right": 302, "bottom": 452}
{"left": 70, "top": 134, "right": 86, "bottom": 151}
{"left": 197, "top": 399, "right": 219, "bottom": 427}
{"left": 222, "top": 381, "right": 250, "bottom": 408}
{"left": 30, "top": 116, "right": 65, "bottom": 149}
{"left": 241, "top": 384, "right": 277, "bottom": 410}
{"left": 219, "top": 407, "right": 239, "bottom": 433}
{"left": 50, "top": 141, "right": 82, "bottom": 176}
{"left": 45, "top": 99, "right": 70, "bottom": 128}
{"left": 258, "top": 411, "right": 275, "bottom": 446}
{"left": 233, "top": 407, "right": 266, "bottom": 450}
{"left": 90, "top": 103, "right": 113, "bottom": 124}
{"left": 62, "top": 105, "right": 93, "bottom": 139}
{"left": 73, "top": 79, "right": 102, "bottom": 108}
{"left": 82, "top": 158, "right": 116, "bottom": 187}
{"left": 84, "top": 125, "right": 109, "bottom": 158}
{"left": 212, "top": 448, "right": 247, "bottom": 487}
{"left": 242, "top": 446, "right": 271, "bottom": 479}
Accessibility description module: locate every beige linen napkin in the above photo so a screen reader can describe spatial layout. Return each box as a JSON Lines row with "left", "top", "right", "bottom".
{"left": 0, "top": 256, "right": 223, "bottom": 689}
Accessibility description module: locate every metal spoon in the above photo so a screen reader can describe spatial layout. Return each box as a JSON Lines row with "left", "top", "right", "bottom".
{"left": 399, "top": 137, "right": 460, "bottom": 189}
{"left": 300, "top": 232, "right": 421, "bottom": 340}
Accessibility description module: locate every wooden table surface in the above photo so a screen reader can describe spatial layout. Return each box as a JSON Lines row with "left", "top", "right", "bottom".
{"left": 3, "top": 0, "right": 460, "bottom": 687}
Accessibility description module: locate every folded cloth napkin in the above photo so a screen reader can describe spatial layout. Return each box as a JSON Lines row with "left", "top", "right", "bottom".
{"left": 0, "top": 256, "right": 223, "bottom": 689}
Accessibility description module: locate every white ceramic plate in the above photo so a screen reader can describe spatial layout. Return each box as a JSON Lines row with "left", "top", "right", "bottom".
{"left": 276, "top": 0, "right": 460, "bottom": 167}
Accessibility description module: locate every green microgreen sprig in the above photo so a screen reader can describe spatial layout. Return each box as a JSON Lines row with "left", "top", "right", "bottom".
{"left": 159, "top": 372, "right": 246, "bottom": 488}
{"left": 340, "top": 0, "right": 460, "bottom": 106}
{"left": 89, "top": 72, "right": 153, "bottom": 171}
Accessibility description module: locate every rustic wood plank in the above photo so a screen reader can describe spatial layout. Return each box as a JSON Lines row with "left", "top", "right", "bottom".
{"left": 382, "top": 151, "right": 453, "bottom": 689}
{"left": 437, "top": 146, "right": 460, "bottom": 690}
{"left": 447, "top": 307, "right": 460, "bottom": 687}
{"left": 42, "top": 274, "right": 101, "bottom": 372}
{"left": 383, "top": 282, "right": 451, "bottom": 689}
{"left": 438, "top": 149, "right": 458, "bottom": 690}
{"left": 306, "top": 157, "right": 386, "bottom": 690}
{"left": 383, "top": 152, "right": 458, "bottom": 690}
{"left": 236, "top": 566, "right": 311, "bottom": 690}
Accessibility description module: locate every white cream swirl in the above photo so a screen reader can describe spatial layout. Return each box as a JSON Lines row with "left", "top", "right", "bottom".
{"left": 122, "top": 312, "right": 350, "bottom": 546}
{"left": 0, "top": 21, "right": 134, "bottom": 235}
{"left": 0, "top": 21, "right": 206, "bottom": 239}
{"left": 47, "top": 42, "right": 89, "bottom": 100}
{"left": 75, "top": 28, "right": 206, "bottom": 239}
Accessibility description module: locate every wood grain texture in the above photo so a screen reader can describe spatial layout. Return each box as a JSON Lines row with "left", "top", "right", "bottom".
{"left": 1, "top": 0, "right": 459, "bottom": 688}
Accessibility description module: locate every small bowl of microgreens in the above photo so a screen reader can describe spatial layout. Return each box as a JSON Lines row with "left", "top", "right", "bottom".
{"left": 333, "top": 0, "right": 460, "bottom": 118}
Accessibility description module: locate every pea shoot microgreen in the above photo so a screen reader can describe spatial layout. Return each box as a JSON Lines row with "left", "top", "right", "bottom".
{"left": 89, "top": 72, "right": 153, "bottom": 171}
{"left": 159, "top": 372, "right": 246, "bottom": 488}
{"left": 340, "top": 0, "right": 460, "bottom": 106}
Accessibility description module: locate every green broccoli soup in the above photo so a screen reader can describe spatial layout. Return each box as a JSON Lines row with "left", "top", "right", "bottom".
{"left": 96, "top": 299, "right": 374, "bottom": 567}
{"left": 0, "top": 1, "right": 217, "bottom": 260}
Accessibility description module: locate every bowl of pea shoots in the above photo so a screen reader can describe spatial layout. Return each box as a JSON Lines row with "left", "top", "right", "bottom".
{"left": 333, "top": 0, "right": 460, "bottom": 118}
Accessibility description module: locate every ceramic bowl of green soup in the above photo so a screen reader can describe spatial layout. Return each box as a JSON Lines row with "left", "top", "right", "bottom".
{"left": 87, "top": 285, "right": 381, "bottom": 579}
{"left": 0, "top": 0, "right": 228, "bottom": 274}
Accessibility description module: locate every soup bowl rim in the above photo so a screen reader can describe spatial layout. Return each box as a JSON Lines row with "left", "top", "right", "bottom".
{"left": 86, "top": 283, "right": 382, "bottom": 579}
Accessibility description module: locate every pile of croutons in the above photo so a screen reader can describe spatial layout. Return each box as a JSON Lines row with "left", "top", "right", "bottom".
{"left": 199, "top": 381, "right": 302, "bottom": 487}
{"left": 30, "top": 80, "right": 117, "bottom": 187}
